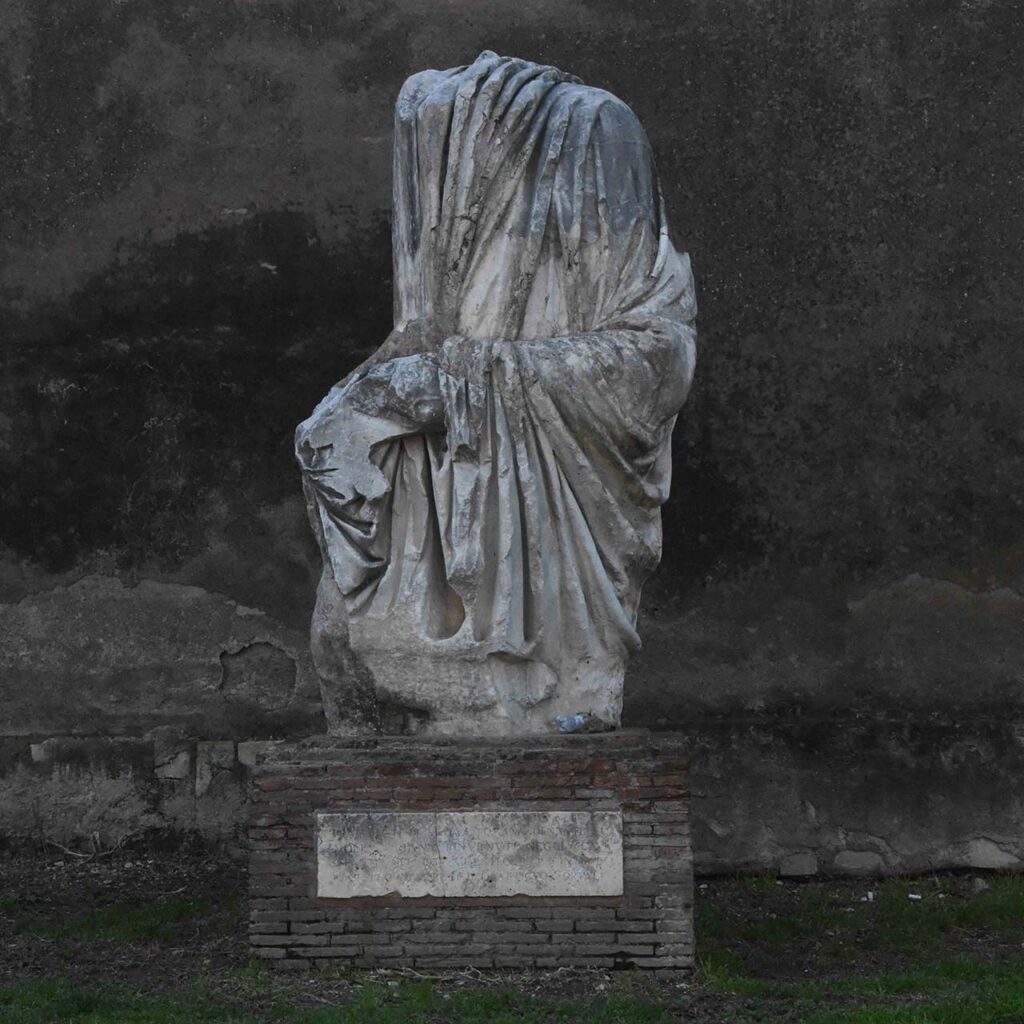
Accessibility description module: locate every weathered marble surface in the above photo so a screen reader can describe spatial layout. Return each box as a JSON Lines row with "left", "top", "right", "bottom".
{"left": 295, "top": 52, "right": 696, "bottom": 736}
{"left": 316, "top": 810, "right": 623, "bottom": 897}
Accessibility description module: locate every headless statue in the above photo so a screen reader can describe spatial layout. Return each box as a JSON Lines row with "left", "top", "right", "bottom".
{"left": 296, "top": 51, "right": 697, "bottom": 736}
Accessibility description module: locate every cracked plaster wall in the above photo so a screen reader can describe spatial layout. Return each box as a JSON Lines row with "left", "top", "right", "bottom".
{"left": 1, "top": 0, "right": 1022, "bottom": 872}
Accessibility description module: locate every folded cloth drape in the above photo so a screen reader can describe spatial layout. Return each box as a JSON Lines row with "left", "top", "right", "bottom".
{"left": 296, "top": 51, "right": 697, "bottom": 734}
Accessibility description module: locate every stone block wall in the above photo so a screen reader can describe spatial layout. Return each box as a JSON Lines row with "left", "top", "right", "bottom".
{"left": 0, "top": 736, "right": 283, "bottom": 848}
{"left": 248, "top": 733, "right": 693, "bottom": 971}
{"left": 5, "top": 722, "right": 1023, "bottom": 879}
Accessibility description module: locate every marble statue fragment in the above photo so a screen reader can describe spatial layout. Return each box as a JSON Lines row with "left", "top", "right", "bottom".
{"left": 296, "top": 51, "right": 697, "bottom": 736}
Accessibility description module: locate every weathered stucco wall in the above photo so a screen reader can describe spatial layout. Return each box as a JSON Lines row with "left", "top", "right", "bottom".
{"left": 2, "top": 0, "right": 1022, "bottom": 871}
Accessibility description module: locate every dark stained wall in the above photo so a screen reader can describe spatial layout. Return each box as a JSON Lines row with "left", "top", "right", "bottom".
{"left": 2, "top": 0, "right": 1022, "bottom": 869}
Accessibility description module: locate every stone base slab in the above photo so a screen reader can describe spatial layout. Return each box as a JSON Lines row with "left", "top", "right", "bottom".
{"left": 248, "top": 731, "right": 692, "bottom": 971}
{"left": 316, "top": 809, "right": 625, "bottom": 898}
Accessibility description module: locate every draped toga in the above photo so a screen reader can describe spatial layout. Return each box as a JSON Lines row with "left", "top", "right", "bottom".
{"left": 296, "top": 51, "right": 697, "bottom": 735}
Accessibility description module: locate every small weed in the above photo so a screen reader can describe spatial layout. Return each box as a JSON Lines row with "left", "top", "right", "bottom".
{"left": 742, "top": 874, "right": 781, "bottom": 896}
{"left": 694, "top": 899, "right": 733, "bottom": 940}
{"left": 697, "top": 948, "right": 750, "bottom": 987}
{"left": 610, "top": 968, "right": 664, "bottom": 999}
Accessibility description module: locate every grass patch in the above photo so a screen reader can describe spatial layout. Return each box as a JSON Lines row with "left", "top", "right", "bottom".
{"left": 14, "top": 896, "right": 216, "bottom": 943}
{"left": 7, "top": 863, "right": 1024, "bottom": 1023}
{"left": 697, "top": 885, "right": 833, "bottom": 945}
{"left": 804, "top": 962, "right": 1024, "bottom": 1023}
{"left": 4, "top": 957, "right": 1024, "bottom": 1024}
{"left": 700, "top": 950, "right": 1024, "bottom": 1007}
{"left": 698, "top": 873, "right": 1024, "bottom": 959}
{"left": 0, "top": 980, "right": 247, "bottom": 1023}
{"left": 873, "top": 875, "right": 1024, "bottom": 939}
{"left": 5, "top": 963, "right": 1024, "bottom": 1023}
{"left": 0, "top": 978, "right": 676, "bottom": 1024}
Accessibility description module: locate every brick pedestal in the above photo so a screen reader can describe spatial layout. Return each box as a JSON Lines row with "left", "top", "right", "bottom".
{"left": 248, "top": 731, "right": 692, "bottom": 972}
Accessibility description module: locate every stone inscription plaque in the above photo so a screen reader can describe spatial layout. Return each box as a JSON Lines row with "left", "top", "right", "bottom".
{"left": 316, "top": 810, "right": 623, "bottom": 898}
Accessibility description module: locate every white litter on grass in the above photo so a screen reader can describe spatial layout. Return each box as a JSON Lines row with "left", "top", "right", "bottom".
{"left": 908, "top": 893, "right": 923, "bottom": 901}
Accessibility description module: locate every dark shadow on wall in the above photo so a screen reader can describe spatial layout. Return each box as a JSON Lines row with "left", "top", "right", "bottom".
{"left": 5, "top": 210, "right": 392, "bottom": 345}
{"left": 0, "top": 212, "right": 392, "bottom": 576}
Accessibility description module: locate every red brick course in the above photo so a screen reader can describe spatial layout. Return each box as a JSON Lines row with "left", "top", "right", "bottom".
{"left": 248, "top": 732, "right": 692, "bottom": 972}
